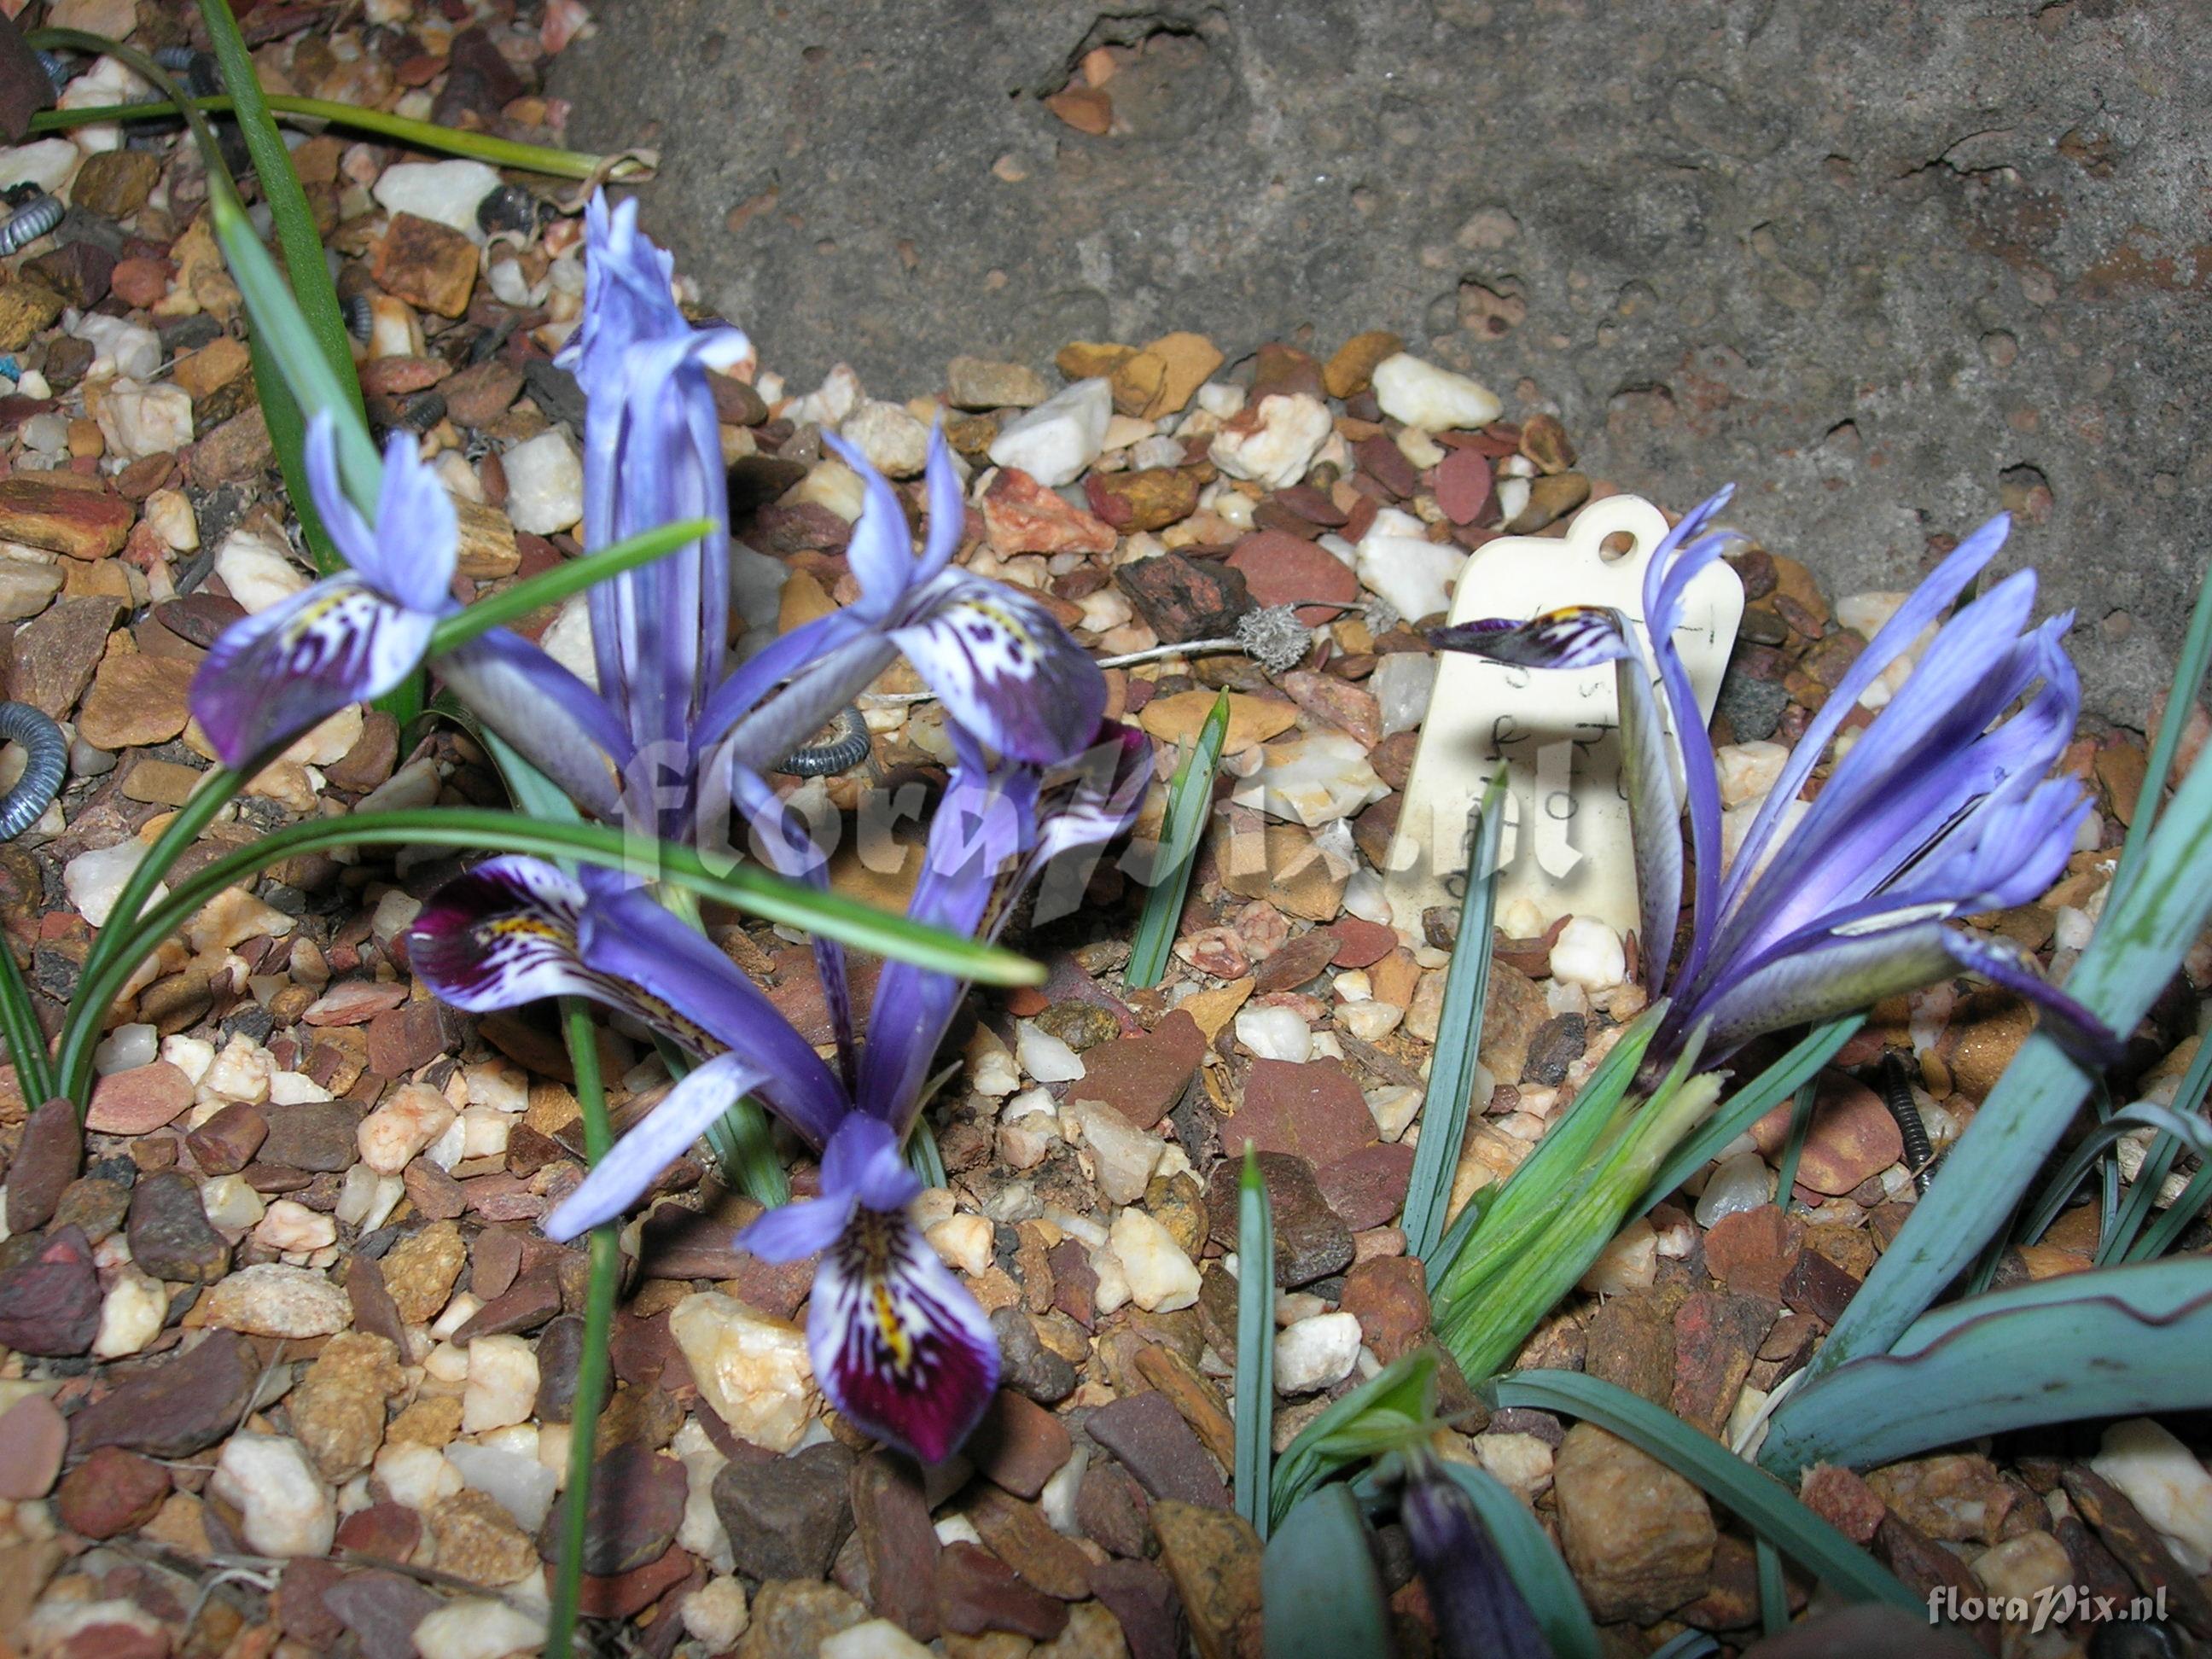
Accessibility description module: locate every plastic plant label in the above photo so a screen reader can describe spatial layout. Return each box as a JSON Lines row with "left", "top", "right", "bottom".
{"left": 1381, "top": 494, "right": 1743, "bottom": 944}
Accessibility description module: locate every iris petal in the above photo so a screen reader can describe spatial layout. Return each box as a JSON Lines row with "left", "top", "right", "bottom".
{"left": 807, "top": 1201, "right": 999, "bottom": 1464}
{"left": 406, "top": 855, "right": 667, "bottom": 1022}
{"left": 1430, "top": 604, "right": 1638, "bottom": 671}
{"left": 191, "top": 575, "right": 436, "bottom": 768}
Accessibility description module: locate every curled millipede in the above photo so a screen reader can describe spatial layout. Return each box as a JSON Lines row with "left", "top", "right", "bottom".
{"left": 0, "top": 703, "right": 68, "bottom": 840}
{"left": 35, "top": 50, "right": 73, "bottom": 92}
{"left": 343, "top": 294, "right": 376, "bottom": 341}
{"left": 0, "top": 195, "right": 63, "bottom": 257}
{"left": 774, "top": 704, "right": 873, "bottom": 778}
{"left": 1877, "top": 1051, "right": 1940, "bottom": 1196}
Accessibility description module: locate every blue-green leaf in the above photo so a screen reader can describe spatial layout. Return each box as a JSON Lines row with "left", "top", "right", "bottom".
{"left": 1234, "top": 1148, "right": 1276, "bottom": 1537}
{"left": 1761, "top": 1256, "right": 2212, "bottom": 1471}
{"left": 1270, "top": 1349, "right": 1437, "bottom": 1530}
{"left": 1262, "top": 1486, "right": 1392, "bottom": 1659}
{"left": 1126, "top": 690, "right": 1228, "bottom": 989}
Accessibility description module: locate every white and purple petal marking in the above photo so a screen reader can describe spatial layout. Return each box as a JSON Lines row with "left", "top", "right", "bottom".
{"left": 807, "top": 1201, "right": 1000, "bottom": 1464}
{"left": 894, "top": 570, "right": 1106, "bottom": 765}
{"left": 1430, "top": 605, "right": 1635, "bottom": 672}
{"left": 191, "top": 574, "right": 437, "bottom": 767}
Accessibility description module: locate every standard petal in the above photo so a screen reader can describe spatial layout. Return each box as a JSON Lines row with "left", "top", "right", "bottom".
{"left": 807, "top": 1203, "right": 1000, "bottom": 1463}
{"left": 917, "top": 425, "right": 966, "bottom": 581}
{"left": 1430, "top": 605, "right": 1636, "bottom": 671}
{"left": 891, "top": 569, "right": 1107, "bottom": 764}
{"left": 1608, "top": 650, "right": 1686, "bottom": 992}
{"left": 1723, "top": 514, "right": 2011, "bottom": 913}
{"left": 434, "top": 628, "right": 632, "bottom": 822}
{"left": 355, "top": 429, "right": 459, "bottom": 610}
{"left": 822, "top": 1114, "right": 923, "bottom": 1213}
{"left": 543, "top": 1051, "right": 772, "bottom": 1240}
{"left": 823, "top": 431, "right": 923, "bottom": 620}
{"left": 191, "top": 576, "right": 435, "bottom": 767}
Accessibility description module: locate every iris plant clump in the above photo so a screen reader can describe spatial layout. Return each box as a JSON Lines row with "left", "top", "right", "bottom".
{"left": 1424, "top": 491, "right": 2120, "bottom": 1379}
{"left": 187, "top": 196, "right": 1131, "bottom": 1463}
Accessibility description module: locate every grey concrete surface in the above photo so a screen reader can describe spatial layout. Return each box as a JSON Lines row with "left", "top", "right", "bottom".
{"left": 556, "top": 0, "right": 2211, "bottom": 720}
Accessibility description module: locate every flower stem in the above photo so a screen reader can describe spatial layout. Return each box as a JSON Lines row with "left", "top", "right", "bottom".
{"left": 548, "top": 996, "right": 618, "bottom": 1657}
{"left": 29, "top": 94, "right": 634, "bottom": 181}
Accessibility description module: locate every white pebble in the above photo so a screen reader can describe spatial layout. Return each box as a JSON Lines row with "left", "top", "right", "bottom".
{"left": 1370, "top": 353, "right": 1502, "bottom": 432}
{"left": 501, "top": 429, "right": 585, "bottom": 534}
{"left": 1040, "top": 1444, "right": 1088, "bottom": 1536}
{"left": 2092, "top": 1419, "right": 2212, "bottom": 1573}
{"left": 445, "top": 1441, "right": 559, "bottom": 1533}
{"left": 841, "top": 399, "right": 930, "bottom": 477}
{"left": 1108, "top": 1208, "right": 1200, "bottom": 1312}
{"left": 1694, "top": 1151, "right": 1775, "bottom": 1228}
{"left": 1247, "top": 728, "right": 1388, "bottom": 827}
{"left": 925, "top": 1214, "right": 994, "bottom": 1277}
{"left": 1236, "top": 1004, "right": 1313, "bottom": 1064}
{"left": 1015, "top": 1021, "right": 1085, "bottom": 1084}
{"left": 1275, "top": 1311, "right": 1363, "bottom": 1394}
{"left": 64, "top": 839, "right": 163, "bottom": 928}
{"left": 69, "top": 314, "right": 161, "bottom": 382}
{"left": 92, "top": 1023, "right": 158, "bottom": 1075}
{"left": 200, "top": 1173, "right": 265, "bottom": 1233}
{"left": 1579, "top": 1215, "right": 1659, "bottom": 1295}
{"left": 1355, "top": 532, "right": 1466, "bottom": 628}
{"left": 211, "top": 1435, "right": 335, "bottom": 1557}
{"left": 987, "top": 379, "right": 1112, "bottom": 487}
{"left": 411, "top": 1598, "right": 544, "bottom": 1659}
{"left": 1209, "top": 393, "right": 1332, "bottom": 491}
{"left": 372, "top": 158, "right": 502, "bottom": 239}
{"left": 1715, "top": 741, "right": 1790, "bottom": 809}
{"left": 462, "top": 1334, "right": 539, "bottom": 1434}
{"left": 358, "top": 1083, "right": 457, "bottom": 1174}
{"left": 669, "top": 1293, "right": 818, "bottom": 1452}
{"left": 1066, "top": 1099, "right": 1165, "bottom": 1205}
{"left": 821, "top": 1620, "right": 936, "bottom": 1659}
{"left": 92, "top": 379, "right": 192, "bottom": 461}
{"left": 1371, "top": 653, "right": 1438, "bottom": 738}
{"left": 214, "top": 525, "right": 309, "bottom": 614}
{"left": 91, "top": 1268, "right": 166, "bottom": 1359}
{"left": 1549, "top": 917, "right": 1627, "bottom": 992}
{"left": 255, "top": 1200, "right": 337, "bottom": 1254}
{"left": 681, "top": 1579, "right": 750, "bottom": 1650}
{"left": 373, "top": 1441, "right": 465, "bottom": 1512}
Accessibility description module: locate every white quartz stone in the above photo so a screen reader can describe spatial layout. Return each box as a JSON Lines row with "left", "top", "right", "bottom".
{"left": 1715, "top": 740, "right": 1790, "bottom": 809}
{"left": 1371, "top": 653, "right": 1438, "bottom": 739}
{"left": 372, "top": 158, "right": 503, "bottom": 239}
{"left": 92, "top": 378, "right": 192, "bottom": 460}
{"left": 987, "top": 379, "right": 1112, "bottom": 487}
{"left": 1015, "top": 1020, "right": 1086, "bottom": 1084}
{"left": 215, "top": 526, "right": 310, "bottom": 614}
{"left": 65, "top": 838, "right": 163, "bottom": 928}
{"left": 1549, "top": 917, "right": 1627, "bottom": 992}
{"left": 358, "top": 1083, "right": 457, "bottom": 1174}
{"left": 69, "top": 314, "right": 160, "bottom": 382}
{"left": 1109, "top": 1208, "right": 1200, "bottom": 1312}
{"left": 1209, "top": 393, "right": 1332, "bottom": 491}
{"left": 255, "top": 1200, "right": 337, "bottom": 1254}
{"left": 1066, "top": 1098, "right": 1166, "bottom": 1205}
{"left": 1355, "top": 533, "right": 1466, "bottom": 626}
{"left": 681, "top": 1579, "right": 750, "bottom": 1650}
{"left": 92, "top": 1267, "right": 166, "bottom": 1358}
{"left": 925, "top": 1213, "right": 994, "bottom": 1277}
{"left": 1694, "top": 1151, "right": 1776, "bottom": 1228}
{"left": 211, "top": 1435, "right": 335, "bottom": 1557}
{"left": 821, "top": 1618, "right": 936, "bottom": 1659}
{"left": 1243, "top": 729, "right": 1388, "bottom": 827}
{"left": 842, "top": 399, "right": 930, "bottom": 477}
{"left": 412, "top": 1598, "right": 545, "bottom": 1659}
{"left": 1370, "top": 353, "right": 1502, "bottom": 432}
{"left": 462, "top": 1334, "right": 539, "bottom": 1433}
{"left": 2092, "top": 1418, "right": 2212, "bottom": 1572}
{"left": 445, "top": 1441, "right": 559, "bottom": 1533}
{"left": 669, "top": 1292, "right": 818, "bottom": 1452}
{"left": 502, "top": 429, "right": 585, "bottom": 534}
{"left": 92, "top": 1023, "right": 158, "bottom": 1075}
{"left": 1275, "top": 1311, "right": 1363, "bottom": 1394}
{"left": 1235, "top": 1004, "right": 1313, "bottom": 1064}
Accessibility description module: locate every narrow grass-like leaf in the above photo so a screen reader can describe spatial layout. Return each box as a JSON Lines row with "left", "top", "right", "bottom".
{"left": 56, "top": 808, "right": 1041, "bottom": 1105}
{"left": 1760, "top": 1257, "right": 2212, "bottom": 1471}
{"left": 2013, "top": 1102, "right": 2212, "bottom": 1257}
{"left": 1636, "top": 1016, "right": 1862, "bottom": 1218}
{"left": 0, "top": 930, "right": 53, "bottom": 1104}
{"left": 1434, "top": 1463, "right": 1603, "bottom": 1659}
{"left": 428, "top": 521, "right": 713, "bottom": 655}
{"left": 2099, "top": 1033, "right": 2212, "bottom": 1265}
{"left": 702, "top": 1098, "right": 789, "bottom": 1207}
{"left": 32, "top": 95, "right": 627, "bottom": 178}
{"left": 198, "top": 0, "right": 359, "bottom": 418}
{"left": 1808, "top": 727, "right": 2212, "bottom": 1382}
{"left": 1270, "top": 1349, "right": 1437, "bottom": 1530}
{"left": 1234, "top": 1147, "right": 1276, "bottom": 1537}
{"left": 1773, "top": 1075, "right": 1817, "bottom": 1208}
{"left": 1125, "top": 690, "right": 1228, "bottom": 989}
{"left": 1756, "top": 1535, "right": 1788, "bottom": 1638}
{"left": 1403, "top": 771, "right": 1508, "bottom": 1260}
{"left": 207, "top": 189, "right": 383, "bottom": 515}
{"left": 1261, "top": 1486, "right": 1393, "bottom": 1659}
{"left": 2130, "top": 1160, "right": 2212, "bottom": 1261}
{"left": 546, "top": 997, "right": 616, "bottom": 1659}
{"left": 1487, "top": 1370, "right": 1919, "bottom": 1610}
{"left": 904, "top": 1116, "right": 946, "bottom": 1190}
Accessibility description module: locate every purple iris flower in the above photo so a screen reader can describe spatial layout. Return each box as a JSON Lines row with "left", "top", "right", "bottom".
{"left": 190, "top": 193, "right": 1105, "bottom": 829}
{"left": 406, "top": 721, "right": 1152, "bottom": 1461}
{"left": 1398, "top": 1460, "right": 1552, "bottom": 1659}
{"left": 1432, "top": 491, "right": 2116, "bottom": 1069}
{"left": 190, "top": 419, "right": 457, "bottom": 766}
